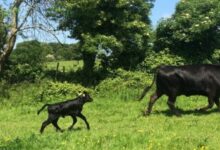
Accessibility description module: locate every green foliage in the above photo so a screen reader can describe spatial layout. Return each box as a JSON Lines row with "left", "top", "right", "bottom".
{"left": 81, "top": 34, "right": 123, "bottom": 71}
{"left": 138, "top": 49, "right": 186, "bottom": 72}
{"left": 36, "top": 81, "right": 91, "bottom": 102}
{"left": 0, "top": 80, "right": 10, "bottom": 99}
{"left": 154, "top": 0, "right": 220, "bottom": 63}
{"left": 45, "top": 42, "right": 81, "bottom": 60}
{"left": 3, "top": 63, "right": 43, "bottom": 83}
{"left": 96, "top": 68, "right": 152, "bottom": 100}
{"left": 3, "top": 40, "right": 45, "bottom": 83}
{"left": 48, "top": 0, "right": 154, "bottom": 71}
{"left": 211, "top": 49, "right": 220, "bottom": 63}
{"left": 11, "top": 40, "right": 44, "bottom": 66}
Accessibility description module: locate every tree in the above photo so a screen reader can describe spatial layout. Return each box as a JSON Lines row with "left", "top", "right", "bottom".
{"left": 48, "top": 0, "right": 154, "bottom": 72}
{"left": 0, "top": 0, "right": 60, "bottom": 73}
{"left": 11, "top": 40, "right": 44, "bottom": 66}
{"left": 154, "top": 0, "right": 220, "bottom": 63}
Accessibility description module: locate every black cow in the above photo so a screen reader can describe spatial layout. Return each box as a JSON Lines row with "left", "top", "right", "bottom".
{"left": 37, "top": 91, "right": 93, "bottom": 133}
{"left": 139, "top": 64, "right": 220, "bottom": 116}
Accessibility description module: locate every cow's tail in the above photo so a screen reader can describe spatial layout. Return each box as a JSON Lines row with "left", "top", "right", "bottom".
{"left": 138, "top": 69, "right": 157, "bottom": 101}
{"left": 37, "top": 104, "right": 49, "bottom": 115}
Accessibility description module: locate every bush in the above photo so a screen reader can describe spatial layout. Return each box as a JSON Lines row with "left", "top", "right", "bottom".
{"left": 137, "top": 49, "right": 186, "bottom": 72}
{"left": 3, "top": 63, "right": 43, "bottom": 83}
{"left": 3, "top": 40, "right": 46, "bottom": 83}
{"left": 95, "top": 68, "right": 152, "bottom": 100}
{"left": 35, "top": 81, "right": 92, "bottom": 102}
{"left": 0, "top": 80, "right": 10, "bottom": 99}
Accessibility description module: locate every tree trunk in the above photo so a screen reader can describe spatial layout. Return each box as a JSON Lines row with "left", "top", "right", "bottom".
{"left": 82, "top": 53, "right": 96, "bottom": 75}
{"left": 0, "top": 0, "right": 22, "bottom": 73}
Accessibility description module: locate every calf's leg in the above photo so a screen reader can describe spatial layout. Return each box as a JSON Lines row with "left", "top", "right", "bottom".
{"left": 144, "top": 91, "right": 162, "bottom": 116}
{"left": 52, "top": 118, "right": 63, "bottom": 132}
{"left": 40, "top": 113, "right": 58, "bottom": 133}
{"left": 78, "top": 113, "right": 90, "bottom": 130}
{"left": 40, "top": 119, "right": 51, "bottom": 133}
{"left": 68, "top": 116, "right": 77, "bottom": 130}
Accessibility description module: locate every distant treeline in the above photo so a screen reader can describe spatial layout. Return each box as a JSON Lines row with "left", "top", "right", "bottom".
{"left": 12, "top": 40, "right": 81, "bottom": 62}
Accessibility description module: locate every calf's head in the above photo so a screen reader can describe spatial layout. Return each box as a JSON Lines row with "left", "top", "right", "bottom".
{"left": 79, "top": 91, "right": 93, "bottom": 102}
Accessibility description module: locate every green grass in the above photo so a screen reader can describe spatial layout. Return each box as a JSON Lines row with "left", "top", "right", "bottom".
{"left": 0, "top": 85, "right": 220, "bottom": 150}
{"left": 45, "top": 60, "right": 83, "bottom": 72}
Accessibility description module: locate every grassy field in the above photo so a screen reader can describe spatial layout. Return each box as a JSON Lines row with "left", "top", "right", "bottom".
{"left": 46, "top": 60, "right": 83, "bottom": 72}
{"left": 1, "top": 61, "right": 220, "bottom": 149}
{"left": 0, "top": 84, "right": 220, "bottom": 150}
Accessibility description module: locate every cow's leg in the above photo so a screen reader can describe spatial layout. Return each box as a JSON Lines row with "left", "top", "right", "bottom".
{"left": 214, "top": 97, "right": 220, "bottom": 111}
{"left": 68, "top": 116, "right": 77, "bottom": 130}
{"left": 52, "top": 118, "right": 64, "bottom": 132}
{"left": 197, "top": 96, "right": 214, "bottom": 111}
{"left": 167, "top": 96, "right": 180, "bottom": 116}
{"left": 78, "top": 113, "right": 90, "bottom": 130}
{"left": 144, "top": 91, "right": 162, "bottom": 116}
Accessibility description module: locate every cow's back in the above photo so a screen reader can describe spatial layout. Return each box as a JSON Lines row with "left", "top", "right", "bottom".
{"left": 156, "top": 64, "right": 220, "bottom": 97}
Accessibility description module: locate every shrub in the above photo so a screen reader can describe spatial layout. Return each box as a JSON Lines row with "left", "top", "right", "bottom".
{"left": 137, "top": 49, "right": 186, "bottom": 72}
{"left": 35, "top": 81, "right": 92, "bottom": 102}
{"left": 4, "top": 40, "right": 46, "bottom": 83}
{"left": 95, "top": 68, "right": 152, "bottom": 100}
{"left": 0, "top": 80, "right": 10, "bottom": 99}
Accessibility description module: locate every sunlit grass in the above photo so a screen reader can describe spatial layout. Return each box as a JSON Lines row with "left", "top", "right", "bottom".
{"left": 45, "top": 60, "right": 83, "bottom": 72}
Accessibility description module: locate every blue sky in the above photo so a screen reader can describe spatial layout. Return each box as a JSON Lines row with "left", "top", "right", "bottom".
{"left": 150, "top": 0, "right": 179, "bottom": 27}
{"left": 1, "top": 0, "right": 180, "bottom": 44}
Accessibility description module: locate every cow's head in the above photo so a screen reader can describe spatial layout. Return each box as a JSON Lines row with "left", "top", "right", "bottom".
{"left": 79, "top": 91, "right": 93, "bottom": 102}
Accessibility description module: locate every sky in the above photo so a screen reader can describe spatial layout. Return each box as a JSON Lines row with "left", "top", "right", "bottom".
{"left": 150, "top": 0, "right": 179, "bottom": 27}
{"left": 1, "top": 0, "right": 180, "bottom": 44}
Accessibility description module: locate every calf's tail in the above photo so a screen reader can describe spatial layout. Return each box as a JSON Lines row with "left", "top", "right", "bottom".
{"left": 37, "top": 104, "right": 49, "bottom": 115}
{"left": 138, "top": 69, "right": 157, "bottom": 101}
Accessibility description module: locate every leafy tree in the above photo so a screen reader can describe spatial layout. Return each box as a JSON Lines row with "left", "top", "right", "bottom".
{"left": 154, "top": 0, "right": 220, "bottom": 63}
{"left": 3, "top": 40, "right": 46, "bottom": 83}
{"left": 11, "top": 40, "right": 45, "bottom": 67}
{"left": 48, "top": 0, "right": 154, "bottom": 72}
{"left": 0, "top": 0, "right": 61, "bottom": 73}
{"left": 47, "top": 42, "right": 81, "bottom": 60}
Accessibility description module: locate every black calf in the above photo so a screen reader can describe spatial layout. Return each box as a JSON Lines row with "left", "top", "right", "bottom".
{"left": 37, "top": 91, "right": 93, "bottom": 133}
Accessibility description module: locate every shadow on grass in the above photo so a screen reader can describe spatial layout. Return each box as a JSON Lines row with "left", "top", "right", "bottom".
{"left": 153, "top": 108, "right": 219, "bottom": 117}
{"left": 44, "top": 68, "right": 110, "bottom": 87}
{"left": 68, "top": 127, "right": 84, "bottom": 132}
